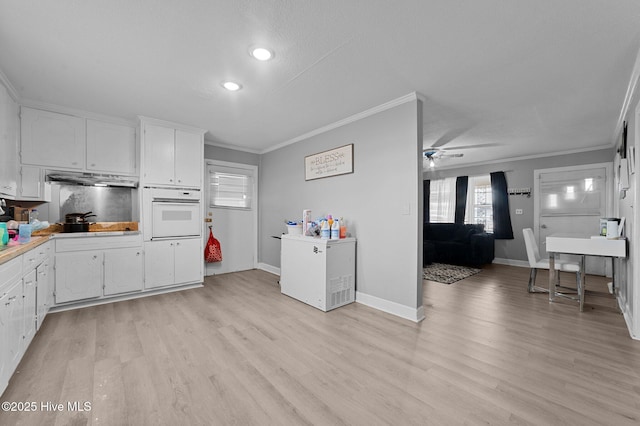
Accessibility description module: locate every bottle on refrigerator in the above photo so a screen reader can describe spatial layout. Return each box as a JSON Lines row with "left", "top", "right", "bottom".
{"left": 331, "top": 219, "right": 339, "bottom": 239}
{"left": 339, "top": 217, "right": 347, "bottom": 239}
{"left": 320, "top": 220, "right": 330, "bottom": 239}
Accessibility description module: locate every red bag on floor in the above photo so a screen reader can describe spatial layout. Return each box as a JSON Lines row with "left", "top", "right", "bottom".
{"left": 205, "top": 227, "right": 222, "bottom": 262}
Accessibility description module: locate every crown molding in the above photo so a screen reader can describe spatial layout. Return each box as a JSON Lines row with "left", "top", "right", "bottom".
{"left": 261, "top": 92, "right": 423, "bottom": 154}
{"left": 204, "top": 138, "right": 262, "bottom": 154}
{"left": 0, "top": 68, "right": 20, "bottom": 101}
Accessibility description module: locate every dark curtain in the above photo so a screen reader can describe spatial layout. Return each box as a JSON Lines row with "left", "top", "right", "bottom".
{"left": 423, "top": 180, "right": 430, "bottom": 223}
{"left": 455, "top": 176, "right": 468, "bottom": 224}
{"left": 490, "top": 171, "right": 514, "bottom": 239}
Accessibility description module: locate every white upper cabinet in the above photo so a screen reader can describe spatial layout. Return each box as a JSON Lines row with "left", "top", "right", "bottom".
{"left": 0, "top": 84, "right": 19, "bottom": 197}
{"left": 143, "top": 123, "right": 175, "bottom": 185}
{"left": 86, "top": 119, "right": 136, "bottom": 174}
{"left": 20, "top": 107, "right": 137, "bottom": 176}
{"left": 174, "top": 130, "right": 203, "bottom": 188}
{"left": 21, "top": 107, "right": 85, "bottom": 169}
{"left": 141, "top": 119, "right": 204, "bottom": 188}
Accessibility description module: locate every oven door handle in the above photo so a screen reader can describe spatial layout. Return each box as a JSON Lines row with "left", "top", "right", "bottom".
{"left": 152, "top": 198, "right": 200, "bottom": 203}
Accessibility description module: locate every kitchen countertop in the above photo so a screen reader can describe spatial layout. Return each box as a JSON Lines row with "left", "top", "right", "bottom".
{"left": 33, "top": 221, "right": 139, "bottom": 236}
{"left": 52, "top": 230, "right": 141, "bottom": 238}
{"left": 0, "top": 236, "right": 49, "bottom": 265}
{"left": 0, "top": 222, "right": 142, "bottom": 265}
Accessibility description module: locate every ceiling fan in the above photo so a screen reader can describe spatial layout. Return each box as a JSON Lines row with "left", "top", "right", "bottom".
{"left": 423, "top": 148, "right": 463, "bottom": 168}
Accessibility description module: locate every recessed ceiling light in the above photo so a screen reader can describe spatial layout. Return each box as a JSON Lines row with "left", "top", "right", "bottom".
{"left": 249, "top": 47, "right": 274, "bottom": 61}
{"left": 221, "top": 81, "right": 242, "bottom": 91}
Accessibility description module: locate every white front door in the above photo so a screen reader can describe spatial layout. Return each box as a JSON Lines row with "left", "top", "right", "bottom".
{"left": 534, "top": 163, "right": 612, "bottom": 275}
{"left": 204, "top": 160, "right": 257, "bottom": 276}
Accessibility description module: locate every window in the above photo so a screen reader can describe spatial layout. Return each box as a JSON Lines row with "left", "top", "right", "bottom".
{"left": 429, "top": 175, "right": 494, "bottom": 232}
{"left": 467, "top": 180, "right": 493, "bottom": 232}
{"left": 464, "top": 175, "right": 493, "bottom": 232}
{"left": 429, "top": 177, "right": 456, "bottom": 222}
{"left": 209, "top": 171, "right": 252, "bottom": 209}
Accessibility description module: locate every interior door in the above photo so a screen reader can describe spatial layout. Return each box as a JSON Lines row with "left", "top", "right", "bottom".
{"left": 204, "top": 161, "right": 257, "bottom": 276}
{"left": 536, "top": 164, "right": 610, "bottom": 275}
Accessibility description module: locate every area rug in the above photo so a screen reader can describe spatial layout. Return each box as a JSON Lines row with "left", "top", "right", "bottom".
{"left": 423, "top": 262, "right": 481, "bottom": 284}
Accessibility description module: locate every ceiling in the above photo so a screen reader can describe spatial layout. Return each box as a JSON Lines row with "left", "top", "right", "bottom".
{"left": 1, "top": 1, "right": 640, "bottom": 167}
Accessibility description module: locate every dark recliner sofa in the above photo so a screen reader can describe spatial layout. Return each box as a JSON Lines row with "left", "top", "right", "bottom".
{"left": 423, "top": 223, "right": 494, "bottom": 267}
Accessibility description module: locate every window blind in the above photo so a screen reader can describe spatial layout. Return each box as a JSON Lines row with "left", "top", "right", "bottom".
{"left": 209, "top": 171, "right": 252, "bottom": 209}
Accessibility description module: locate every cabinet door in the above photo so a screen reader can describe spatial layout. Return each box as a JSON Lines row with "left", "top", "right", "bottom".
{"left": 174, "top": 238, "right": 202, "bottom": 284}
{"left": 86, "top": 119, "right": 136, "bottom": 174}
{"left": 6, "top": 280, "right": 23, "bottom": 373}
{"left": 22, "top": 269, "right": 37, "bottom": 348}
{"left": 21, "top": 107, "right": 85, "bottom": 169}
{"left": 174, "top": 130, "right": 202, "bottom": 187}
{"left": 45, "top": 256, "right": 54, "bottom": 313}
{"left": 144, "top": 240, "right": 175, "bottom": 289}
{"left": 0, "top": 85, "right": 18, "bottom": 198}
{"left": 36, "top": 259, "right": 50, "bottom": 330}
{"left": 55, "top": 252, "right": 103, "bottom": 304}
{"left": 19, "top": 165, "right": 41, "bottom": 199}
{"left": 0, "top": 290, "right": 10, "bottom": 392}
{"left": 104, "top": 248, "right": 144, "bottom": 295}
{"left": 143, "top": 124, "right": 175, "bottom": 185}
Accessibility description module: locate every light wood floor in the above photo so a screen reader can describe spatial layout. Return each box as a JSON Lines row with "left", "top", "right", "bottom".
{"left": 1, "top": 265, "right": 639, "bottom": 425}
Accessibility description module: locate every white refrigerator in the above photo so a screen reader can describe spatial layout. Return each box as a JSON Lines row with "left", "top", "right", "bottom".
{"left": 280, "top": 234, "right": 356, "bottom": 312}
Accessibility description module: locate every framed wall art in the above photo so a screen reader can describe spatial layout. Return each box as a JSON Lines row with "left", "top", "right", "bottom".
{"left": 304, "top": 144, "right": 354, "bottom": 181}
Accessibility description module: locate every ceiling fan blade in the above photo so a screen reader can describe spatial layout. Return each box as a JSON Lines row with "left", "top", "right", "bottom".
{"left": 428, "top": 127, "right": 470, "bottom": 149}
{"left": 440, "top": 143, "right": 502, "bottom": 150}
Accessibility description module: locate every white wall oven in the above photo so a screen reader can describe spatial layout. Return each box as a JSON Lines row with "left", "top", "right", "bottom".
{"left": 142, "top": 188, "right": 201, "bottom": 240}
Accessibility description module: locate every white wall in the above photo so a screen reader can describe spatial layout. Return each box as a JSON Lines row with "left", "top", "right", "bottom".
{"left": 613, "top": 46, "right": 640, "bottom": 339}
{"left": 258, "top": 95, "right": 424, "bottom": 321}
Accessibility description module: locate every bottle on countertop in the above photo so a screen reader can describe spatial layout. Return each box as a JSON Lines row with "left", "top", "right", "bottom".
{"left": 29, "top": 209, "right": 38, "bottom": 224}
{"left": 331, "top": 219, "right": 339, "bottom": 239}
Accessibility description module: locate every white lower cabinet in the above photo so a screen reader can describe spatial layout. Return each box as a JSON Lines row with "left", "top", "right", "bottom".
{"left": 104, "top": 248, "right": 144, "bottom": 296}
{"left": 55, "top": 251, "right": 103, "bottom": 304}
{"left": 144, "top": 238, "right": 202, "bottom": 289}
{"left": 0, "top": 279, "right": 22, "bottom": 395}
{"left": 5, "top": 281, "right": 23, "bottom": 378}
{"left": 0, "top": 254, "right": 26, "bottom": 397}
{"left": 54, "top": 235, "right": 144, "bottom": 305}
{"left": 36, "top": 257, "right": 52, "bottom": 331}
{"left": 22, "top": 269, "right": 37, "bottom": 349}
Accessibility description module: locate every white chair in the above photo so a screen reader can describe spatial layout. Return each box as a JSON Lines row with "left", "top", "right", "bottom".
{"left": 522, "top": 228, "right": 582, "bottom": 294}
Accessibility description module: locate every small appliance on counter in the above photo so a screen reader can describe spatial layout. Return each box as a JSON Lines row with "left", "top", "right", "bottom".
{"left": 599, "top": 217, "right": 624, "bottom": 239}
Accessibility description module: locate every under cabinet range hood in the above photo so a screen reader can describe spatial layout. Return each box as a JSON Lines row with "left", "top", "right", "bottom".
{"left": 46, "top": 171, "right": 139, "bottom": 188}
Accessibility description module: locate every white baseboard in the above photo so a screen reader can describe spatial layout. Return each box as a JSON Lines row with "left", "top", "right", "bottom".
{"left": 618, "top": 296, "right": 639, "bottom": 340}
{"left": 258, "top": 263, "right": 423, "bottom": 322}
{"left": 258, "top": 263, "right": 280, "bottom": 276}
{"left": 356, "top": 291, "right": 425, "bottom": 323}
{"left": 49, "top": 282, "right": 203, "bottom": 313}
{"left": 493, "top": 258, "right": 529, "bottom": 268}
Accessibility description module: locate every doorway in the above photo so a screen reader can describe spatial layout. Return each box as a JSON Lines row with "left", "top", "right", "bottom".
{"left": 534, "top": 162, "right": 613, "bottom": 275}
{"left": 204, "top": 160, "right": 258, "bottom": 276}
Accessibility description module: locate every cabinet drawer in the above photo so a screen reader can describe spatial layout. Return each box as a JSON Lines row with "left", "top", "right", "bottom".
{"left": 22, "top": 241, "right": 50, "bottom": 272}
{"left": 0, "top": 255, "right": 22, "bottom": 295}
{"left": 55, "top": 234, "right": 143, "bottom": 252}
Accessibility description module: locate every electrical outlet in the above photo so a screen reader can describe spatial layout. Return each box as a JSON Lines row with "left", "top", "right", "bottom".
{"left": 515, "top": 209, "right": 523, "bottom": 215}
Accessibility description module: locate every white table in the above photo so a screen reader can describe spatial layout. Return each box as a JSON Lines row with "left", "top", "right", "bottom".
{"left": 546, "top": 234, "right": 627, "bottom": 311}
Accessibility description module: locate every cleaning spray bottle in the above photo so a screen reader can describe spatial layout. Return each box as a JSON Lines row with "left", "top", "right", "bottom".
{"left": 331, "top": 218, "right": 339, "bottom": 239}
{"left": 320, "top": 220, "right": 330, "bottom": 239}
